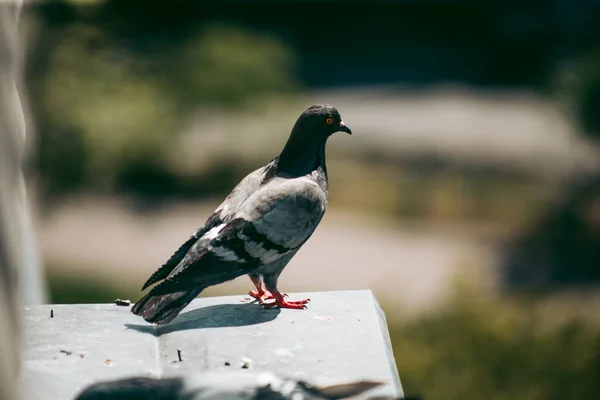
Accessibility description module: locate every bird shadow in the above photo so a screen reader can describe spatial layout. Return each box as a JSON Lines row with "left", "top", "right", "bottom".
{"left": 125, "top": 302, "right": 280, "bottom": 336}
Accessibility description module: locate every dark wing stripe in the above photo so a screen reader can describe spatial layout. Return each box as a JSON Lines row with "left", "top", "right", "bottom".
{"left": 211, "top": 217, "right": 293, "bottom": 262}
{"left": 211, "top": 219, "right": 266, "bottom": 270}
{"left": 146, "top": 217, "right": 296, "bottom": 297}
{"left": 242, "top": 220, "right": 292, "bottom": 254}
{"left": 147, "top": 253, "right": 253, "bottom": 296}
{"left": 140, "top": 212, "right": 222, "bottom": 290}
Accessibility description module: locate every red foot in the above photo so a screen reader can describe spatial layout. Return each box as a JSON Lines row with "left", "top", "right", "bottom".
{"left": 249, "top": 289, "right": 275, "bottom": 303}
{"left": 262, "top": 292, "right": 310, "bottom": 309}
{"left": 248, "top": 276, "right": 289, "bottom": 304}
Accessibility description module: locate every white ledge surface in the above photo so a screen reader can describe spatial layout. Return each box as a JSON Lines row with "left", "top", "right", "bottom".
{"left": 21, "top": 290, "right": 402, "bottom": 399}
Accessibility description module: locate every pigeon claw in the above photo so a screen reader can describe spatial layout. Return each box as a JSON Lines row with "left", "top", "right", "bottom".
{"left": 249, "top": 289, "right": 275, "bottom": 303}
{"left": 262, "top": 300, "right": 307, "bottom": 310}
{"left": 261, "top": 293, "right": 310, "bottom": 309}
{"left": 249, "top": 290, "right": 291, "bottom": 303}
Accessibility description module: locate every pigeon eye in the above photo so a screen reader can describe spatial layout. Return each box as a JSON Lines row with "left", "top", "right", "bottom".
{"left": 325, "top": 117, "right": 334, "bottom": 125}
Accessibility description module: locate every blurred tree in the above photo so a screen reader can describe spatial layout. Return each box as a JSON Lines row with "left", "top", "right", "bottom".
{"left": 501, "top": 173, "right": 600, "bottom": 291}
{"left": 499, "top": 47, "right": 600, "bottom": 292}
{"left": 392, "top": 283, "right": 600, "bottom": 400}
{"left": 553, "top": 48, "right": 600, "bottom": 141}
{"left": 27, "top": 3, "right": 299, "bottom": 201}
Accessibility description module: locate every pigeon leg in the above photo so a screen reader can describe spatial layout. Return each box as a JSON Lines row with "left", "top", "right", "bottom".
{"left": 248, "top": 274, "right": 290, "bottom": 303}
{"left": 261, "top": 273, "right": 309, "bottom": 309}
{"left": 248, "top": 274, "right": 275, "bottom": 303}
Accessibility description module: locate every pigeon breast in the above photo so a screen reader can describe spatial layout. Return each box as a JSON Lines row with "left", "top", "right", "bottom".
{"left": 236, "top": 173, "right": 327, "bottom": 251}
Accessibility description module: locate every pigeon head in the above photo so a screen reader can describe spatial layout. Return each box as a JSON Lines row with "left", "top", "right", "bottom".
{"left": 293, "top": 104, "right": 352, "bottom": 137}
{"left": 278, "top": 103, "right": 351, "bottom": 174}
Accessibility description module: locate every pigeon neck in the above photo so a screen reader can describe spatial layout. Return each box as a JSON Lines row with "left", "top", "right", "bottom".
{"left": 278, "top": 133, "right": 328, "bottom": 176}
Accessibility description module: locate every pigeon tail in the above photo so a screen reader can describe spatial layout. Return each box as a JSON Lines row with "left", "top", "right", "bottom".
{"left": 131, "top": 288, "right": 204, "bottom": 325}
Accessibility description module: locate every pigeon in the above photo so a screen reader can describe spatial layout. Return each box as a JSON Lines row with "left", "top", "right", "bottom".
{"left": 132, "top": 104, "right": 351, "bottom": 324}
{"left": 73, "top": 371, "right": 391, "bottom": 400}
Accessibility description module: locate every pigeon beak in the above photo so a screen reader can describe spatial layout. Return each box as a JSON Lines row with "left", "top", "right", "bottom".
{"left": 339, "top": 121, "right": 352, "bottom": 135}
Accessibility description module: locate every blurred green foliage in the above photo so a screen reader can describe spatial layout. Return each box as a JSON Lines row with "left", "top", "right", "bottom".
{"left": 551, "top": 47, "right": 600, "bottom": 141}
{"left": 502, "top": 173, "right": 600, "bottom": 290}
{"left": 29, "top": 12, "right": 299, "bottom": 200}
{"left": 391, "top": 282, "right": 600, "bottom": 400}
{"left": 46, "top": 270, "right": 128, "bottom": 304}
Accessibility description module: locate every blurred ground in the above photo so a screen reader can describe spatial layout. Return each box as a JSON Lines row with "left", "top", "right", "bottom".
{"left": 178, "top": 86, "right": 599, "bottom": 178}
{"left": 36, "top": 195, "right": 496, "bottom": 314}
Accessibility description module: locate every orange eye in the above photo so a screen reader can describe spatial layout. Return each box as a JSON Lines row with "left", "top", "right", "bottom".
{"left": 325, "top": 117, "right": 334, "bottom": 125}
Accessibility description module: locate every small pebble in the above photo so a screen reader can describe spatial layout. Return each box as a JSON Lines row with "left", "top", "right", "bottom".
{"left": 240, "top": 357, "right": 252, "bottom": 369}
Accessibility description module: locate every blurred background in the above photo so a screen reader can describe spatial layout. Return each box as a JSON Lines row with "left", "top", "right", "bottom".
{"left": 17, "top": 0, "right": 600, "bottom": 399}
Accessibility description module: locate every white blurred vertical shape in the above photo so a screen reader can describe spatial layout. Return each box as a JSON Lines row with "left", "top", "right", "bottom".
{"left": 13, "top": 1, "right": 46, "bottom": 306}
{"left": 0, "top": 0, "right": 45, "bottom": 399}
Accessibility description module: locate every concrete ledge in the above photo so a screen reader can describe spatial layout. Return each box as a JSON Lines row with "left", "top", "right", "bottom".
{"left": 21, "top": 290, "right": 402, "bottom": 399}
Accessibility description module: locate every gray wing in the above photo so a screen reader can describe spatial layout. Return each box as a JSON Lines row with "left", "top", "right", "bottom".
{"left": 146, "top": 175, "right": 327, "bottom": 296}
{"left": 212, "top": 159, "right": 276, "bottom": 222}
{"left": 140, "top": 161, "right": 274, "bottom": 291}
{"left": 237, "top": 175, "right": 328, "bottom": 251}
